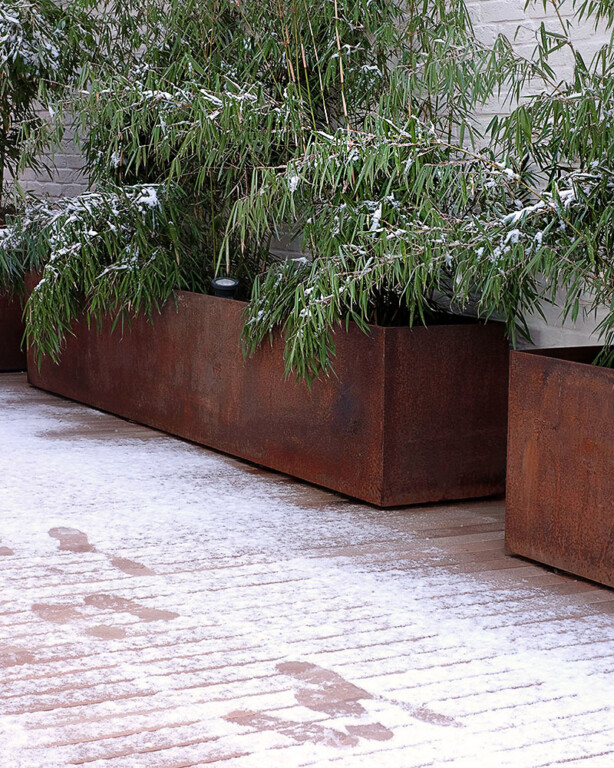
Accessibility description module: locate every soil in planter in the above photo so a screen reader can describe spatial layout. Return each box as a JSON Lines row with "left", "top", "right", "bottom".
{"left": 363, "top": 287, "right": 480, "bottom": 329}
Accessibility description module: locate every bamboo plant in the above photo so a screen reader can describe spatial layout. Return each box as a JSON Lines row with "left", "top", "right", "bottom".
{"left": 3, "top": 0, "right": 613, "bottom": 374}
{"left": 489, "top": 0, "right": 614, "bottom": 364}
{"left": 0, "top": 0, "right": 95, "bottom": 289}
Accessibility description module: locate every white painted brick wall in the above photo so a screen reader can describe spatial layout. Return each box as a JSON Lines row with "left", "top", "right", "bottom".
{"left": 17, "top": 122, "right": 88, "bottom": 200}
{"left": 17, "top": 3, "right": 612, "bottom": 346}
{"left": 467, "top": 1, "right": 610, "bottom": 346}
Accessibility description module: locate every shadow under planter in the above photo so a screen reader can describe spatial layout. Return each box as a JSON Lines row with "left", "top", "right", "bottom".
{"left": 0, "top": 293, "right": 26, "bottom": 371}
{"left": 27, "top": 291, "right": 509, "bottom": 507}
{"left": 506, "top": 347, "right": 614, "bottom": 588}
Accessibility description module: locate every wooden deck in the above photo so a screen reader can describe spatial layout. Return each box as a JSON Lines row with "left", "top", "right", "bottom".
{"left": 1, "top": 372, "right": 613, "bottom": 767}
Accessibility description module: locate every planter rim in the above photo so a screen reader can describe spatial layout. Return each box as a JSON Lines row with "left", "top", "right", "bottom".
{"left": 511, "top": 346, "right": 612, "bottom": 375}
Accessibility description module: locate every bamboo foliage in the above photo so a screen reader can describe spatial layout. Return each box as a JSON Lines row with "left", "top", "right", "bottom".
{"left": 489, "top": 0, "right": 614, "bottom": 364}
{"left": 0, "top": 0, "right": 95, "bottom": 216}
{"left": 1, "top": 0, "right": 613, "bottom": 374}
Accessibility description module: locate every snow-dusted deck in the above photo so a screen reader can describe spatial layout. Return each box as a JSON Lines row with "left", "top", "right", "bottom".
{"left": 1, "top": 372, "right": 613, "bottom": 768}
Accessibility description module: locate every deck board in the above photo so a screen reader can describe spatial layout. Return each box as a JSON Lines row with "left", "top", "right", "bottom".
{"left": 1, "top": 372, "right": 612, "bottom": 767}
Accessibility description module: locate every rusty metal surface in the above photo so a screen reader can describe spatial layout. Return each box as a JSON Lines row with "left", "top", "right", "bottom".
{"left": 506, "top": 348, "right": 614, "bottom": 588}
{"left": 0, "top": 293, "right": 26, "bottom": 371}
{"left": 383, "top": 323, "right": 509, "bottom": 506}
{"left": 28, "top": 291, "right": 509, "bottom": 506}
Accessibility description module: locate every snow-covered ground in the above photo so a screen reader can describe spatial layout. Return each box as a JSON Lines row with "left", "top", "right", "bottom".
{"left": 0, "top": 373, "right": 612, "bottom": 768}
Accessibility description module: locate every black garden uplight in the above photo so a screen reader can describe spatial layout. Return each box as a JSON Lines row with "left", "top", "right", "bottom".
{"left": 211, "top": 277, "right": 239, "bottom": 299}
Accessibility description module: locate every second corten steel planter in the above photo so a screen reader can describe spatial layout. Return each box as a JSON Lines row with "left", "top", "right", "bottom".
{"left": 506, "top": 347, "right": 614, "bottom": 588}
{"left": 0, "top": 293, "right": 26, "bottom": 371}
{"left": 27, "top": 291, "right": 509, "bottom": 506}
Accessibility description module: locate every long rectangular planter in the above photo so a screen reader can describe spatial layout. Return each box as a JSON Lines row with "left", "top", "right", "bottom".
{"left": 0, "top": 293, "right": 26, "bottom": 371}
{"left": 506, "top": 348, "right": 614, "bottom": 587}
{"left": 27, "top": 291, "right": 509, "bottom": 506}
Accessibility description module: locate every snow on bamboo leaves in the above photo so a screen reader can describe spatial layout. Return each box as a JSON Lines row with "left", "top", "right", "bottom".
{"left": 4, "top": 0, "right": 614, "bottom": 374}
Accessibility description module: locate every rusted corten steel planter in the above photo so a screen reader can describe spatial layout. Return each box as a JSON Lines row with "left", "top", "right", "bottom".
{"left": 0, "top": 293, "right": 26, "bottom": 371}
{"left": 506, "top": 348, "right": 614, "bottom": 588}
{"left": 27, "top": 291, "right": 509, "bottom": 506}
